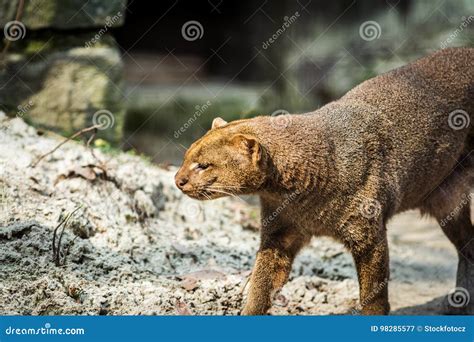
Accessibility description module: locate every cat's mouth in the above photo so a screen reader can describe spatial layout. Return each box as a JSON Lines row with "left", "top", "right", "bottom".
{"left": 181, "top": 178, "right": 228, "bottom": 200}
{"left": 185, "top": 189, "right": 226, "bottom": 200}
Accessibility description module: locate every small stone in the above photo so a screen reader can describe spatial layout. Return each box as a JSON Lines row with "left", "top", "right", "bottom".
{"left": 7, "top": 118, "right": 32, "bottom": 137}
{"left": 133, "top": 190, "right": 156, "bottom": 218}
{"left": 181, "top": 278, "right": 199, "bottom": 291}
{"left": 70, "top": 215, "right": 96, "bottom": 239}
{"left": 0, "top": 221, "right": 35, "bottom": 239}
{"left": 273, "top": 293, "right": 289, "bottom": 307}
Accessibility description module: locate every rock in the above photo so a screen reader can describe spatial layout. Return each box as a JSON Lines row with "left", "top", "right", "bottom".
{"left": 0, "top": 32, "right": 125, "bottom": 143}
{"left": 5, "top": 118, "right": 36, "bottom": 137}
{"left": 0, "top": 221, "right": 36, "bottom": 239}
{"left": 313, "top": 292, "right": 328, "bottom": 304}
{"left": 70, "top": 214, "right": 96, "bottom": 239}
{"left": 175, "top": 300, "right": 193, "bottom": 315}
{"left": 0, "top": 0, "right": 127, "bottom": 30}
{"left": 179, "top": 269, "right": 226, "bottom": 281}
{"left": 133, "top": 190, "right": 156, "bottom": 218}
{"left": 181, "top": 278, "right": 199, "bottom": 291}
{"left": 273, "top": 292, "right": 289, "bottom": 307}
{"left": 145, "top": 183, "right": 166, "bottom": 212}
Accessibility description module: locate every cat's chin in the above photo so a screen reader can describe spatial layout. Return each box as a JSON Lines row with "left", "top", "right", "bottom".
{"left": 185, "top": 191, "right": 226, "bottom": 201}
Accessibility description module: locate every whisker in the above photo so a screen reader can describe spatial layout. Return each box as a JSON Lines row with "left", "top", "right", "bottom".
{"left": 207, "top": 188, "right": 248, "bottom": 204}
{"left": 207, "top": 188, "right": 236, "bottom": 197}
{"left": 206, "top": 185, "right": 244, "bottom": 190}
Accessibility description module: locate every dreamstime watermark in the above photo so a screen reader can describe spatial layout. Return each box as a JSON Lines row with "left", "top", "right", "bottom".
{"left": 262, "top": 189, "right": 301, "bottom": 227}
{"left": 16, "top": 100, "right": 34, "bottom": 118}
{"left": 181, "top": 20, "right": 204, "bottom": 41}
{"left": 448, "top": 109, "right": 470, "bottom": 130}
{"left": 351, "top": 278, "right": 388, "bottom": 314}
{"left": 178, "top": 197, "right": 203, "bottom": 220}
{"left": 262, "top": 11, "right": 300, "bottom": 49}
{"left": 440, "top": 192, "right": 473, "bottom": 227}
{"left": 5, "top": 322, "right": 85, "bottom": 336}
{"left": 358, "top": 195, "right": 382, "bottom": 219}
{"left": 92, "top": 109, "right": 115, "bottom": 130}
{"left": 4, "top": 20, "right": 26, "bottom": 41}
{"left": 359, "top": 20, "right": 381, "bottom": 41}
{"left": 447, "top": 287, "right": 470, "bottom": 308}
{"left": 271, "top": 288, "right": 289, "bottom": 307}
{"left": 270, "top": 109, "right": 292, "bottom": 129}
{"left": 85, "top": 11, "right": 123, "bottom": 48}
{"left": 174, "top": 100, "right": 212, "bottom": 139}
{"left": 440, "top": 16, "right": 474, "bottom": 49}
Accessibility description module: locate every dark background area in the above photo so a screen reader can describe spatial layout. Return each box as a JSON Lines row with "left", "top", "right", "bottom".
{"left": 1, "top": 0, "right": 472, "bottom": 164}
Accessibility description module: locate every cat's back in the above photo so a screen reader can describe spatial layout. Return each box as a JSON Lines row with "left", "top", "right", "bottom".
{"left": 343, "top": 47, "right": 473, "bottom": 116}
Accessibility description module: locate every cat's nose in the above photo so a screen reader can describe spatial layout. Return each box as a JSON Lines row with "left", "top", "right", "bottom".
{"left": 175, "top": 176, "right": 189, "bottom": 189}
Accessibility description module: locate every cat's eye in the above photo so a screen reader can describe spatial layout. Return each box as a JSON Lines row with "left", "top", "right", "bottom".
{"left": 196, "top": 163, "right": 210, "bottom": 171}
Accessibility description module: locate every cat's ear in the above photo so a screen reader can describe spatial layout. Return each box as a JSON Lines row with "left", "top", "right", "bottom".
{"left": 211, "top": 117, "right": 227, "bottom": 129}
{"left": 231, "top": 134, "right": 262, "bottom": 164}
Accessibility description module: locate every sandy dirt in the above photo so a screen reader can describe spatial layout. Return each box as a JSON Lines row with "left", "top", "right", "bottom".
{"left": 0, "top": 114, "right": 462, "bottom": 315}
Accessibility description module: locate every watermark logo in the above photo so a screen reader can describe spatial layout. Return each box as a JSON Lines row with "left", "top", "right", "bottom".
{"left": 262, "top": 11, "right": 300, "bottom": 49}
{"left": 92, "top": 109, "right": 115, "bottom": 130}
{"left": 85, "top": 11, "right": 123, "bottom": 48}
{"left": 351, "top": 278, "right": 388, "bottom": 314}
{"left": 359, "top": 21, "right": 381, "bottom": 41}
{"left": 440, "top": 16, "right": 474, "bottom": 48}
{"left": 178, "top": 198, "right": 203, "bottom": 220}
{"left": 4, "top": 20, "right": 26, "bottom": 41}
{"left": 448, "top": 109, "right": 470, "bottom": 130}
{"left": 270, "top": 109, "right": 292, "bottom": 130}
{"left": 440, "top": 192, "right": 473, "bottom": 227}
{"left": 17, "top": 100, "right": 34, "bottom": 118}
{"left": 181, "top": 20, "right": 204, "bottom": 41}
{"left": 262, "top": 189, "right": 300, "bottom": 227}
{"left": 5, "top": 322, "right": 85, "bottom": 335}
{"left": 174, "top": 100, "right": 212, "bottom": 139}
{"left": 358, "top": 196, "right": 382, "bottom": 219}
{"left": 447, "top": 287, "right": 470, "bottom": 308}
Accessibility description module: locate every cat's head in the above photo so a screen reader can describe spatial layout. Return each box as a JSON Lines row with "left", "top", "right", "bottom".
{"left": 175, "top": 118, "right": 267, "bottom": 200}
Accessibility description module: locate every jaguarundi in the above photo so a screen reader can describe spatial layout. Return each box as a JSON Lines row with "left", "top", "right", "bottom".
{"left": 175, "top": 47, "right": 474, "bottom": 315}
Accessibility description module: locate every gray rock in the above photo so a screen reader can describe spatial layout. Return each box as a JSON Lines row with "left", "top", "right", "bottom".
{"left": 70, "top": 214, "right": 97, "bottom": 239}
{"left": 0, "top": 221, "right": 36, "bottom": 239}
{"left": 0, "top": 32, "right": 124, "bottom": 143}
{"left": 134, "top": 190, "right": 157, "bottom": 218}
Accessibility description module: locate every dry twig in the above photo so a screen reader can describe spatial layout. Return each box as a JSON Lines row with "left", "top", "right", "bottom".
{"left": 30, "top": 125, "right": 101, "bottom": 168}
{"left": 52, "top": 206, "right": 82, "bottom": 266}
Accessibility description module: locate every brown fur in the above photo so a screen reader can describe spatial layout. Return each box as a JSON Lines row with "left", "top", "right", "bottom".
{"left": 175, "top": 48, "right": 474, "bottom": 315}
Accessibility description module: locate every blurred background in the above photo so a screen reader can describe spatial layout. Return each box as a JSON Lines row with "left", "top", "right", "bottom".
{"left": 1, "top": 0, "right": 473, "bottom": 165}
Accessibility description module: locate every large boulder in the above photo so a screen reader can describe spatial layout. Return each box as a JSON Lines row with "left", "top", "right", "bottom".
{"left": 0, "top": 32, "right": 124, "bottom": 142}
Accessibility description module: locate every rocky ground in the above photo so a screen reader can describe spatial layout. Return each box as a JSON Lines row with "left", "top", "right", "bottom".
{"left": 0, "top": 113, "right": 462, "bottom": 315}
